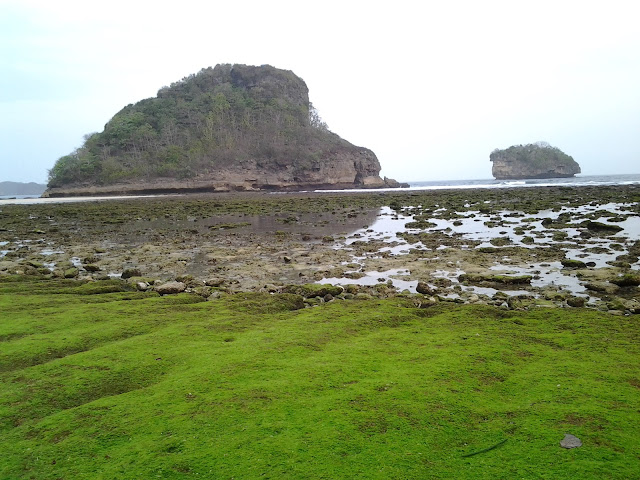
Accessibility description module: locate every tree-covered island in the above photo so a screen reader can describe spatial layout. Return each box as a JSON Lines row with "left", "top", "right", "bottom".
{"left": 46, "top": 64, "right": 405, "bottom": 196}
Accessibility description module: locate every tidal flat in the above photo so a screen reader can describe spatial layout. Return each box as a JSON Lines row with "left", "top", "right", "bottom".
{"left": 1, "top": 185, "right": 639, "bottom": 312}
{"left": 1, "top": 185, "right": 640, "bottom": 478}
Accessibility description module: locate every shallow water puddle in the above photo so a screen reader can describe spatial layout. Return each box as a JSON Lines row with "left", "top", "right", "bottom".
{"left": 319, "top": 202, "right": 640, "bottom": 296}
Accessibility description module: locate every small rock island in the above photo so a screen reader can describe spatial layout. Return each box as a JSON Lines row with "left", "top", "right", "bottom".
{"left": 45, "top": 64, "right": 405, "bottom": 197}
{"left": 490, "top": 142, "right": 580, "bottom": 180}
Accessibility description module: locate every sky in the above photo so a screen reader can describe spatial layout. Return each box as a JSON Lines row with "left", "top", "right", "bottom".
{"left": 1, "top": 0, "right": 639, "bottom": 184}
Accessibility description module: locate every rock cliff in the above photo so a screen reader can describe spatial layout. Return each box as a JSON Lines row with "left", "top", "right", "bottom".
{"left": 45, "top": 64, "right": 405, "bottom": 197}
{"left": 490, "top": 142, "right": 580, "bottom": 180}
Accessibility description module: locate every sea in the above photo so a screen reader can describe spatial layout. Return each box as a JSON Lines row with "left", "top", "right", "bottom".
{"left": 1, "top": 173, "right": 640, "bottom": 204}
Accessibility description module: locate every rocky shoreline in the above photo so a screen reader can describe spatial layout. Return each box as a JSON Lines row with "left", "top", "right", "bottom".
{"left": 1, "top": 185, "right": 639, "bottom": 313}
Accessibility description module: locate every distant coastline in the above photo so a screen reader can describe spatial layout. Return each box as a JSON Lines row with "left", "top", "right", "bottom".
{"left": 0, "top": 181, "right": 46, "bottom": 197}
{"left": 2, "top": 174, "right": 640, "bottom": 203}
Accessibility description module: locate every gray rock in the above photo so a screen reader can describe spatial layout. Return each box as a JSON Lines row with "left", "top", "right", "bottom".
{"left": 136, "top": 282, "right": 149, "bottom": 291}
{"left": 624, "top": 299, "right": 640, "bottom": 314}
{"left": 560, "top": 434, "right": 582, "bottom": 449}
{"left": 467, "top": 294, "right": 480, "bottom": 304}
{"left": 155, "top": 281, "right": 186, "bottom": 295}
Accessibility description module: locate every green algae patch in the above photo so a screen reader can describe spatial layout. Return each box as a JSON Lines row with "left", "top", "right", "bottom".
{"left": 459, "top": 273, "right": 533, "bottom": 285}
{"left": 1, "top": 276, "right": 639, "bottom": 479}
{"left": 282, "top": 283, "right": 344, "bottom": 298}
{"left": 610, "top": 274, "right": 640, "bottom": 287}
{"left": 561, "top": 259, "right": 588, "bottom": 269}
{"left": 585, "top": 221, "right": 624, "bottom": 234}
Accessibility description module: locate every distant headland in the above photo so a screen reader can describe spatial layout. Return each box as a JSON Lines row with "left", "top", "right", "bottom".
{"left": 0, "top": 181, "right": 46, "bottom": 196}
{"left": 44, "top": 64, "right": 406, "bottom": 197}
{"left": 490, "top": 142, "right": 580, "bottom": 180}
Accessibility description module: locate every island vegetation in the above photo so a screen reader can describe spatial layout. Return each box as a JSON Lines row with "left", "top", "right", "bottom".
{"left": 46, "top": 64, "right": 400, "bottom": 195}
{"left": 490, "top": 142, "right": 580, "bottom": 180}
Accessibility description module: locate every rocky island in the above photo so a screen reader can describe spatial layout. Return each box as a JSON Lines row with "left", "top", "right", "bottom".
{"left": 45, "top": 64, "right": 405, "bottom": 197}
{"left": 490, "top": 142, "right": 580, "bottom": 180}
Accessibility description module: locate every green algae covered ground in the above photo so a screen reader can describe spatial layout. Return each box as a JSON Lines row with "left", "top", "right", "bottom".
{"left": 1, "top": 276, "right": 639, "bottom": 479}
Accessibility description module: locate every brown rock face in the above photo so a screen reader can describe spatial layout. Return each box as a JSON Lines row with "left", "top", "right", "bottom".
{"left": 45, "top": 64, "right": 405, "bottom": 197}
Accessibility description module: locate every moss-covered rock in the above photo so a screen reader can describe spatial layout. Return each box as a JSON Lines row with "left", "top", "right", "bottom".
{"left": 561, "top": 259, "right": 587, "bottom": 269}
{"left": 610, "top": 274, "right": 640, "bottom": 287}
{"left": 459, "top": 273, "right": 532, "bottom": 285}
{"left": 282, "top": 283, "right": 344, "bottom": 298}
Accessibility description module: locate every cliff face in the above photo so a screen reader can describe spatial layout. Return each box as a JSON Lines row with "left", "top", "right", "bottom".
{"left": 490, "top": 143, "right": 580, "bottom": 180}
{"left": 45, "top": 64, "right": 404, "bottom": 196}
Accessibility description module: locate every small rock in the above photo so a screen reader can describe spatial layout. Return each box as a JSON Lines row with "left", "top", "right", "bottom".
{"left": 560, "top": 434, "right": 582, "bottom": 449}
{"left": 155, "top": 281, "right": 186, "bottom": 295}
{"left": 136, "top": 282, "right": 149, "bottom": 291}
{"left": 63, "top": 267, "right": 79, "bottom": 278}
{"left": 623, "top": 299, "right": 640, "bottom": 314}
{"left": 262, "top": 284, "right": 280, "bottom": 293}
{"left": 283, "top": 256, "right": 292, "bottom": 264}
{"left": 323, "top": 293, "right": 334, "bottom": 302}
{"left": 121, "top": 268, "right": 142, "bottom": 279}
{"left": 566, "top": 296, "right": 586, "bottom": 308}
{"left": 416, "top": 281, "right": 436, "bottom": 295}
{"left": 205, "top": 278, "right": 225, "bottom": 287}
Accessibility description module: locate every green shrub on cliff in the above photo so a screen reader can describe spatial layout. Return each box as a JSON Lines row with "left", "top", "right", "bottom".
{"left": 47, "top": 65, "right": 341, "bottom": 188}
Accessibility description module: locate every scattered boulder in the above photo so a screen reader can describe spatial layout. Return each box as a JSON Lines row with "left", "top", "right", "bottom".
{"left": 205, "top": 278, "right": 225, "bottom": 287}
{"left": 121, "top": 268, "right": 142, "bottom": 279}
{"left": 155, "top": 281, "right": 187, "bottom": 295}
{"left": 282, "top": 283, "right": 343, "bottom": 298}
{"left": 416, "top": 281, "right": 436, "bottom": 295}
{"left": 610, "top": 274, "right": 640, "bottom": 287}
{"left": 623, "top": 299, "right": 640, "bottom": 314}
{"left": 561, "top": 259, "right": 587, "bottom": 269}
{"left": 585, "top": 281, "right": 618, "bottom": 294}
{"left": 566, "top": 296, "right": 586, "bottom": 308}
{"left": 585, "top": 221, "right": 623, "bottom": 234}
{"left": 560, "top": 434, "right": 582, "bottom": 449}
{"left": 64, "top": 267, "right": 79, "bottom": 278}
{"left": 459, "top": 273, "right": 532, "bottom": 285}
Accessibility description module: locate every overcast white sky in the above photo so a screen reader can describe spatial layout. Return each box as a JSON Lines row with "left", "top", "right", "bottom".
{"left": 1, "top": 0, "right": 639, "bottom": 184}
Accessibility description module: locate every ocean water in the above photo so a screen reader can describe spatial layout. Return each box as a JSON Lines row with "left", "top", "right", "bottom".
{"left": 1, "top": 174, "right": 639, "bottom": 204}
{"left": 406, "top": 173, "right": 640, "bottom": 190}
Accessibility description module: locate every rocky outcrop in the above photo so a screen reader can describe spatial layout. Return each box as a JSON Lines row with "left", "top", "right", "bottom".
{"left": 45, "top": 64, "right": 406, "bottom": 197}
{"left": 490, "top": 142, "right": 580, "bottom": 180}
